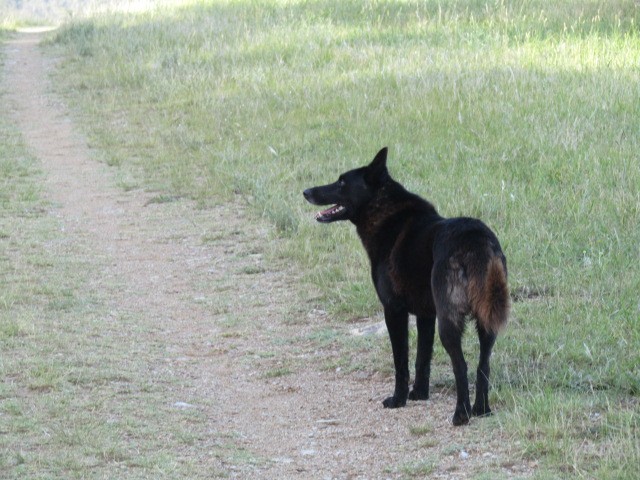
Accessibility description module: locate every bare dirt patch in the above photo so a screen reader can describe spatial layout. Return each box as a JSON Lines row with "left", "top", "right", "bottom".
{"left": 2, "top": 30, "right": 532, "bottom": 478}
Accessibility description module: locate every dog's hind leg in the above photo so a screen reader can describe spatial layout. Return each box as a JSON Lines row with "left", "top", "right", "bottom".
{"left": 409, "top": 314, "right": 436, "bottom": 401}
{"left": 382, "top": 305, "right": 410, "bottom": 408}
{"left": 438, "top": 315, "right": 471, "bottom": 425}
{"left": 433, "top": 260, "right": 473, "bottom": 425}
{"left": 472, "top": 324, "right": 496, "bottom": 417}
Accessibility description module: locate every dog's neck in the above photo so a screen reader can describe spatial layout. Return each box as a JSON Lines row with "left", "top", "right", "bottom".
{"left": 353, "top": 180, "right": 439, "bottom": 259}
{"left": 353, "top": 182, "right": 410, "bottom": 232}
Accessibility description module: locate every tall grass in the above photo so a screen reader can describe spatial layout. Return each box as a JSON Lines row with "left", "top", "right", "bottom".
{"left": 41, "top": 0, "right": 640, "bottom": 476}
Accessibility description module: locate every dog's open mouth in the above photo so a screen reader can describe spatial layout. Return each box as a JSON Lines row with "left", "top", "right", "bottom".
{"left": 315, "top": 204, "right": 346, "bottom": 222}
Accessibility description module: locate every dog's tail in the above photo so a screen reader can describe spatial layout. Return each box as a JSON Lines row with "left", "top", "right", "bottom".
{"left": 469, "top": 255, "right": 510, "bottom": 335}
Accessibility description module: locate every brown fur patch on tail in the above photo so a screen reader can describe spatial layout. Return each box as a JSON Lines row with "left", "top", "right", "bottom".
{"left": 469, "top": 256, "right": 510, "bottom": 334}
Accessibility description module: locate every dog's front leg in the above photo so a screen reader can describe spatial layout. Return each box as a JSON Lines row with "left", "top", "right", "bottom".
{"left": 382, "top": 305, "right": 410, "bottom": 408}
{"left": 409, "top": 314, "right": 436, "bottom": 400}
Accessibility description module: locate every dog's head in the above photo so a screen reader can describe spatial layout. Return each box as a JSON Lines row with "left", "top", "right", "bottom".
{"left": 303, "top": 147, "right": 389, "bottom": 223}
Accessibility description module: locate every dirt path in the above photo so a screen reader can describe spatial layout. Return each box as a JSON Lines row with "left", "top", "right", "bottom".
{"left": 3, "top": 30, "right": 529, "bottom": 479}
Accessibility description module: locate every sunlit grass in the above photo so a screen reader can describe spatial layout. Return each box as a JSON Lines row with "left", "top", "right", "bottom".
{"left": 0, "top": 0, "right": 194, "bottom": 28}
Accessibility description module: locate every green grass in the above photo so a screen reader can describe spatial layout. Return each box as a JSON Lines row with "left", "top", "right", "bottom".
{"left": 398, "top": 457, "right": 437, "bottom": 477}
{"left": 4, "top": 0, "right": 640, "bottom": 477}
{"left": 0, "top": 0, "right": 186, "bottom": 28}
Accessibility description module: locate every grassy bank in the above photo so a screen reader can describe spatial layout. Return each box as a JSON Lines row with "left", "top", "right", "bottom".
{"left": 5, "top": 0, "right": 640, "bottom": 477}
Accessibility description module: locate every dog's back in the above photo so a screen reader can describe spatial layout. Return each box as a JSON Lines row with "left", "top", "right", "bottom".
{"left": 355, "top": 189, "right": 510, "bottom": 335}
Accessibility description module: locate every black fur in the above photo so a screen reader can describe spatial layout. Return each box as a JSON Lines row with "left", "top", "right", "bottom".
{"left": 304, "top": 147, "right": 510, "bottom": 426}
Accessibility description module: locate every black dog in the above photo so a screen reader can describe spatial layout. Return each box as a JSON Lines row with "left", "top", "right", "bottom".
{"left": 303, "top": 147, "right": 509, "bottom": 425}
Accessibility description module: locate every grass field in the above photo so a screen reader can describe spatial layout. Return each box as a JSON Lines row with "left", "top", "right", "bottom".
{"left": 3, "top": 0, "right": 640, "bottom": 478}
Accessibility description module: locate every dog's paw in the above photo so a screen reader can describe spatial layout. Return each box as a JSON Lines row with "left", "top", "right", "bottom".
{"left": 382, "top": 396, "right": 407, "bottom": 409}
{"left": 408, "top": 387, "right": 429, "bottom": 401}
{"left": 472, "top": 403, "right": 492, "bottom": 418}
{"left": 451, "top": 407, "right": 471, "bottom": 426}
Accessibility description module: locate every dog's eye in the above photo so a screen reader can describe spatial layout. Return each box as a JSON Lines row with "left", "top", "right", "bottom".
{"left": 338, "top": 179, "right": 346, "bottom": 188}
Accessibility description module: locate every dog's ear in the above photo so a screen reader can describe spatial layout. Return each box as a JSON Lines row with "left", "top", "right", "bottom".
{"left": 365, "top": 147, "right": 389, "bottom": 186}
